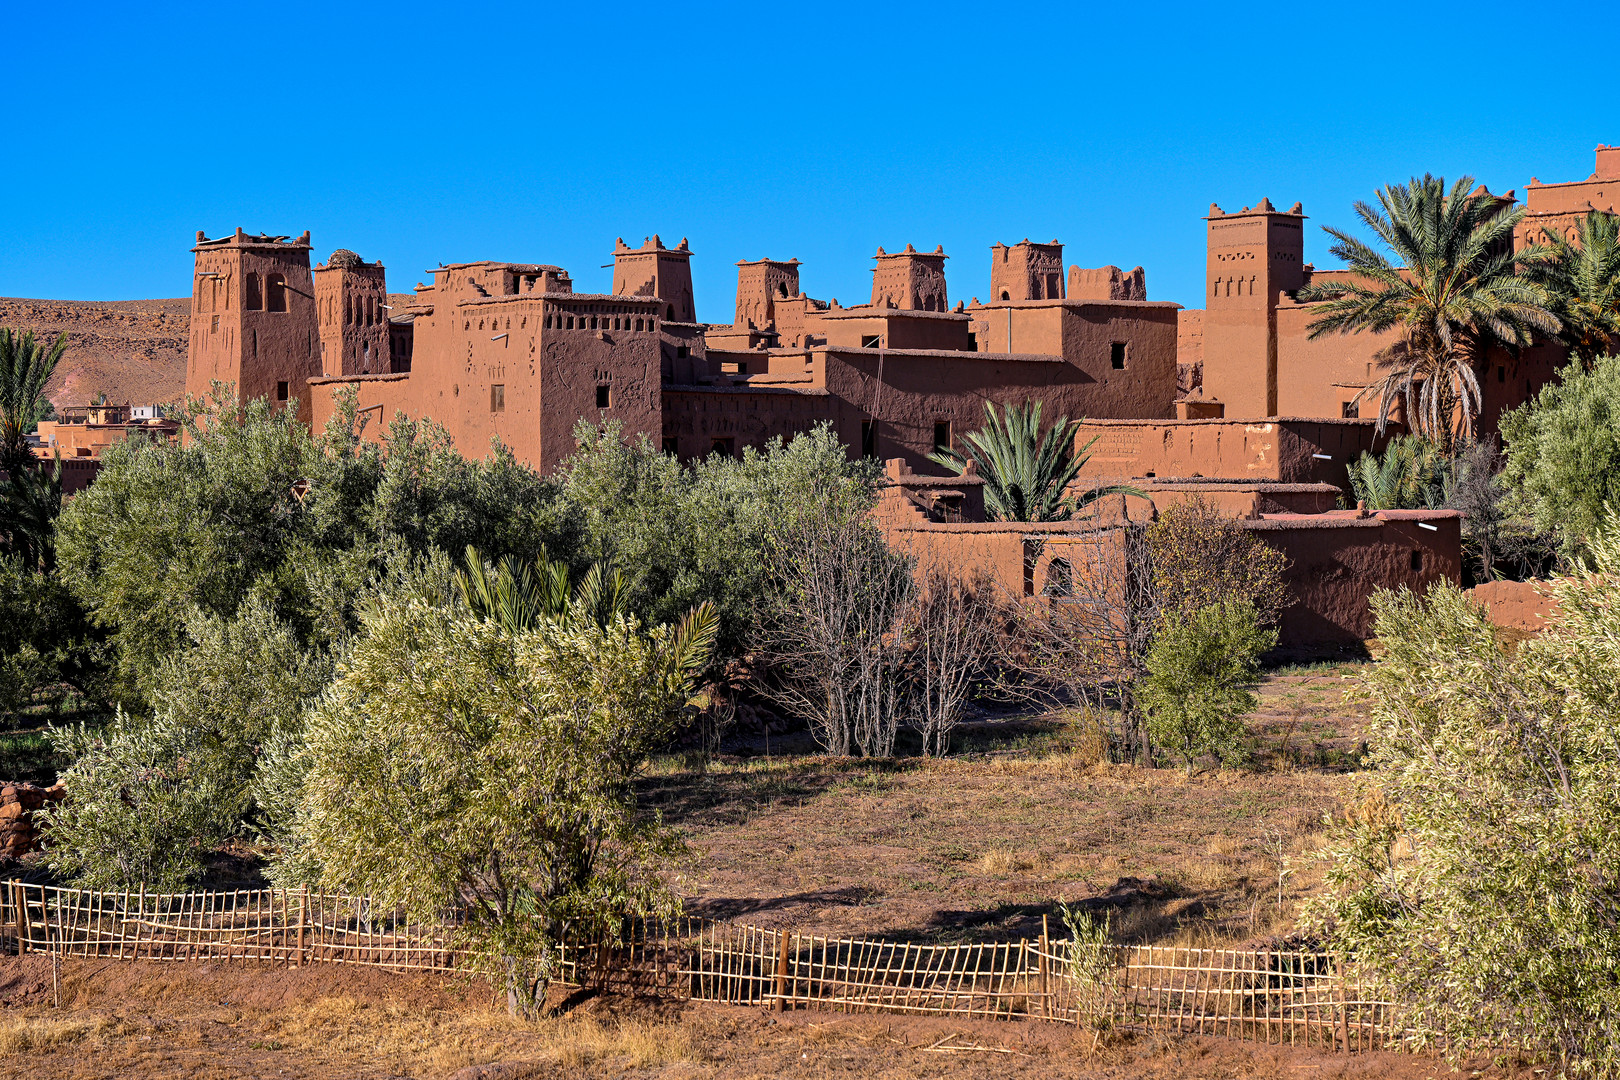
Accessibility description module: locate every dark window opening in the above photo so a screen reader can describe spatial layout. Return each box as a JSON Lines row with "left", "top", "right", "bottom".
{"left": 1042, "top": 557, "right": 1074, "bottom": 598}
{"left": 1498, "top": 365, "right": 1506, "bottom": 383}
{"left": 1000, "top": 290, "right": 1010, "bottom": 301}
{"left": 244, "top": 273, "right": 262, "bottom": 310}
{"left": 1410, "top": 549, "right": 1423, "bottom": 572}
{"left": 566, "top": 315, "right": 574, "bottom": 329}
{"left": 266, "top": 273, "right": 287, "bottom": 312}
{"left": 676, "top": 345, "right": 690, "bottom": 359}
{"left": 778, "top": 281, "right": 789, "bottom": 298}
{"left": 933, "top": 420, "right": 951, "bottom": 453}
{"left": 711, "top": 437, "right": 735, "bottom": 458}
{"left": 662, "top": 436, "right": 678, "bottom": 455}
{"left": 967, "top": 332, "right": 979, "bottom": 352}
{"left": 276, "top": 380, "right": 289, "bottom": 402}
{"left": 861, "top": 420, "right": 877, "bottom": 459}
{"left": 635, "top": 317, "right": 644, "bottom": 331}
{"left": 1110, "top": 342, "right": 1127, "bottom": 370}
{"left": 596, "top": 384, "right": 610, "bottom": 408}
{"left": 1341, "top": 400, "right": 1359, "bottom": 419}
{"left": 491, "top": 384, "right": 505, "bottom": 413}
{"left": 861, "top": 334, "right": 882, "bottom": 349}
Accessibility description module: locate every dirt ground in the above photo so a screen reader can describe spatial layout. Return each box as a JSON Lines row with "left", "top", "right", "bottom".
{"left": 648, "top": 665, "right": 1372, "bottom": 947}
{"left": 0, "top": 955, "right": 1535, "bottom": 1079}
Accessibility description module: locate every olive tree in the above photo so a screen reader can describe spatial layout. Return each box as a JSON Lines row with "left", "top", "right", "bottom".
{"left": 290, "top": 585, "right": 716, "bottom": 1017}
{"left": 1316, "top": 529, "right": 1620, "bottom": 1072}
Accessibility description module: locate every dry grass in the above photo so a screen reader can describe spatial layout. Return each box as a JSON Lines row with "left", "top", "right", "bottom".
{"left": 256, "top": 996, "right": 697, "bottom": 1073}
{"left": 640, "top": 668, "right": 1373, "bottom": 951}
{"left": 0, "top": 1016, "right": 113, "bottom": 1055}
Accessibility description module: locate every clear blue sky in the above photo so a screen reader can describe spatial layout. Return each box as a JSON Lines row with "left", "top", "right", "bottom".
{"left": 4, "top": 1, "right": 1615, "bottom": 314}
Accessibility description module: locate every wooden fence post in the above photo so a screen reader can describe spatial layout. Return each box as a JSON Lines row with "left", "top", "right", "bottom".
{"left": 12, "top": 881, "right": 23, "bottom": 957}
{"left": 1039, "top": 914, "right": 1050, "bottom": 1021}
{"left": 773, "top": 929, "right": 792, "bottom": 1012}
{"left": 295, "top": 886, "right": 307, "bottom": 968}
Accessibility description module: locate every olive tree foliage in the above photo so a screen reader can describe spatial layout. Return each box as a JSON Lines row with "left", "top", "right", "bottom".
{"left": 1138, "top": 600, "right": 1276, "bottom": 773}
{"left": 55, "top": 386, "right": 577, "bottom": 704}
{"left": 559, "top": 419, "right": 877, "bottom": 660}
{"left": 1500, "top": 354, "right": 1620, "bottom": 557}
{"left": 43, "top": 594, "right": 328, "bottom": 888}
{"left": 1315, "top": 532, "right": 1620, "bottom": 1073}
{"left": 286, "top": 580, "right": 717, "bottom": 1017}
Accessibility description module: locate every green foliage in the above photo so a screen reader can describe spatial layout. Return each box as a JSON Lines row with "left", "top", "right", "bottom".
{"left": 289, "top": 582, "right": 716, "bottom": 1016}
{"left": 928, "top": 400, "right": 1137, "bottom": 522}
{"left": 457, "top": 545, "right": 628, "bottom": 634}
{"left": 1299, "top": 175, "right": 1559, "bottom": 449}
{"left": 1500, "top": 355, "right": 1620, "bottom": 555}
{"left": 43, "top": 595, "right": 329, "bottom": 889}
{"left": 41, "top": 710, "right": 239, "bottom": 891}
{"left": 0, "top": 553, "right": 106, "bottom": 721}
{"left": 0, "top": 456, "right": 64, "bottom": 570}
{"left": 1138, "top": 601, "right": 1275, "bottom": 772}
{"left": 1145, "top": 498, "right": 1291, "bottom": 627}
{"left": 55, "top": 388, "right": 573, "bottom": 702}
{"left": 1344, "top": 434, "right": 1448, "bottom": 510}
{"left": 0, "top": 328, "right": 67, "bottom": 474}
{"left": 1317, "top": 541, "right": 1620, "bottom": 1073}
{"left": 560, "top": 419, "right": 875, "bottom": 659}
{"left": 1526, "top": 210, "right": 1620, "bottom": 360}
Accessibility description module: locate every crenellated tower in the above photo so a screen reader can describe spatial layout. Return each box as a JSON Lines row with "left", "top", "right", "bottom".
{"left": 187, "top": 227, "right": 319, "bottom": 411}
{"left": 612, "top": 235, "right": 697, "bottom": 322}
{"left": 1199, "top": 199, "right": 1306, "bottom": 417}
{"left": 313, "top": 249, "right": 390, "bottom": 376}
{"left": 870, "top": 244, "right": 949, "bottom": 311}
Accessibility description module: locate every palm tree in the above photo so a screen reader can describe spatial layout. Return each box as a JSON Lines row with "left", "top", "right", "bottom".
{"left": 928, "top": 400, "right": 1140, "bottom": 522}
{"left": 1525, "top": 211, "right": 1620, "bottom": 360}
{"left": 0, "top": 328, "right": 68, "bottom": 475}
{"left": 1344, "top": 434, "right": 1447, "bottom": 510}
{"left": 1298, "top": 175, "right": 1560, "bottom": 452}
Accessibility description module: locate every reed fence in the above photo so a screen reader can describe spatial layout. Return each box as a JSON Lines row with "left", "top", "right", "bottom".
{"left": 1, "top": 882, "right": 1406, "bottom": 1050}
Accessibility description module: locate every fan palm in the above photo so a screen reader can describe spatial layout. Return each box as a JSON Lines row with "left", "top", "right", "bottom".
{"left": 0, "top": 328, "right": 68, "bottom": 475}
{"left": 1525, "top": 210, "right": 1620, "bottom": 360}
{"left": 928, "top": 400, "right": 1140, "bottom": 522}
{"left": 1298, "top": 175, "right": 1560, "bottom": 452}
{"left": 1344, "top": 434, "right": 1447, "bottom": 511}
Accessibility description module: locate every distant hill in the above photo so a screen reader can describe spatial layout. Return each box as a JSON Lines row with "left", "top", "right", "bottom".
{"left": 1, "top": 293, "right": 419, "bottom": 411}
{"left": 1, "top": 296, "right": 189, "bottom": 410}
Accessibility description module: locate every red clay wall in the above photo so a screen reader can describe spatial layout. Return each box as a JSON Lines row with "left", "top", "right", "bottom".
{"left": 1075, "top": 417, "right": 1383, "bottom": 485}
{"left": 1467, "top": 578, "right": 1558, "bottom": 633}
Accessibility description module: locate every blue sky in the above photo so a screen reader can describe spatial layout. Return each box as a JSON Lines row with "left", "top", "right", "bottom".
{"left": 3, "top": 1, "right": 1615, "bottom": 313}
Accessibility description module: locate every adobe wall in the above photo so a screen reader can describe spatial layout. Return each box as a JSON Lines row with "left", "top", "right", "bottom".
{"left": 1074, "top": 417, "right": 1383, "bottom": 485}
{"left": 313, "top": 254, "right": 389, "bottom": 377}
{"left": 1516, "top": 145, "right": 1620, "bottom": 249}
{"left": 1467, "top": 578, "right": 1558, "bottom": 633}
{"left": 1251, "top": 510, "right": 1462, "bottom": 649}
{"left": 810, "top": 309, "right": 975, "bottom": 352}
{"left": 308, "top": 372, "right": 414, "bottom": 444}
{"left": 1103, "top": 482, "right": 1340, "bottom": 520}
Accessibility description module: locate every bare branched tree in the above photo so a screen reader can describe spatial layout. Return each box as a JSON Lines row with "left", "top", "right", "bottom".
{"left": 995, "top": 527, "right": 1162, "bottom": 763}
{"left": 754, "top": 512, "right": 915, "bottom": 757}
{"left": 900, "top": 566, "right": 1001, "bottom": 756}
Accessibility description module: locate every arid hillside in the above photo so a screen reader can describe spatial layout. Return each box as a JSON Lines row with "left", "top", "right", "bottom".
{"left": 0, "top": 297, "right": 189, "bottom": 411}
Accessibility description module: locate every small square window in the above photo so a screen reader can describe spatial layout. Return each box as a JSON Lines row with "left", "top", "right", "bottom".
{"left": 1410, "top": 549, "right": 1423, "bottom": 572}
{"left": 1110, "top": 342, "right": 1127, "bottom": 369}
{"left": 662, "top": 436, "right": 678, "bottom": 455}
{"left": 933, "top": 420, "right": 951, "bottom": 452}
{"left": 861, "top": 335, "right": 882, "bottom": 349}
{"left": 711, "top": 437, "right": 735, "bottom": 458}
{"left": 676, "top": 345, "right": 690, "bottom": 359}
{"left": 491, "top": 384, "right": 505, "bottom": 413}
{"left": 276, "top": 380, "right": 289, "bottom": 402}
{"left": 1341, "top": 401, "right": 1359, "bottom": 419}
{"left": 596, "top": 384, "right": 610, "bottom": 409}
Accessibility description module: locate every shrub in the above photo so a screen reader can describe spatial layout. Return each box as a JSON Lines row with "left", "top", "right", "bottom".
{"left": 900, "top": 567, "right": 1000, "bottom": 756}
{"left": 1146, "top": 498, "right": 1290, "bottom": 628}
{"left": 1315, "top": 529, "right": 1620, "bottom": 1072}
{"left": 1138, "top": 601, "right": 1274, "bottom": 772}
{"left": 1500, "top": 354, "right": 1620, "bottom": 555}
{"left": 753, "top": 508, "right": 915, "bottom": 757}
{"left": 288, "top": 582, "right": 716, "bottom": 1016}
{"left": 41, "top": 710, "right": 238, "bottom": 890}
{"left": 1344, "top": 434, "right": 1447, "bottom": 511}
